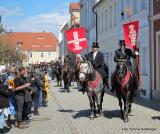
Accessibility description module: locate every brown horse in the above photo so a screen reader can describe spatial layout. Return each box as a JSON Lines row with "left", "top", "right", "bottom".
{"left": 62, "top": 64, "right": 73, "bottom": 92}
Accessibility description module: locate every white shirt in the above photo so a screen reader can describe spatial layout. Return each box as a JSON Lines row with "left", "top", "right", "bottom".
{"left": 93, "top": 50, "right": 98, "bottom": 60}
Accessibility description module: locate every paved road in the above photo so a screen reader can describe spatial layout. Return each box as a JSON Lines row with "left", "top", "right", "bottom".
{"left": 7, "top": 81, "right": 160, "bottom": 134}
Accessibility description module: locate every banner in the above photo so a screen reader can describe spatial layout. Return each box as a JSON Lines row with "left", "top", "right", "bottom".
{"left": 65, "top": 27, "right": 88, "bottom": 54}
{"left": 123, "top": 21, "right": 139, "bottom": 50}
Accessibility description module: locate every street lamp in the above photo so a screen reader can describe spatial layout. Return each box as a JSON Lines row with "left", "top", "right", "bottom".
{"left": 16, "top": 41, "right": 23, "bottom": 67}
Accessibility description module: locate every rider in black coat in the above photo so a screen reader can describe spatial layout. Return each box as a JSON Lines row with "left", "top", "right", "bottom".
{"left": 110, "top": 40, "right": 139, "bottom": 92}
{"left": 87, "top": 42, "right": 108, "bottom": 86}
{"left": 87, "top": 42, "right": 107, "bottom": 79}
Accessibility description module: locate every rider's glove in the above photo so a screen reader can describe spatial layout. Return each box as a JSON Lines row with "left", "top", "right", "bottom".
{"left": 135, "top": 51, "right": 139, "bottom": 56}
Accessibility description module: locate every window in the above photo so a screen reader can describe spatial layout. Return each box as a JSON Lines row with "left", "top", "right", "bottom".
{"left": 140, "top": 46, "right": 147, "bottom": 75}
{"left": 126, "top": 0, "right": 130, "bottom": 7}
{"left": 114, "top": 2, "right": 117, "bottom": 26}
{"left": 102, "top": 12, "right": 105, "bottom": 31}
{"left": 110, "top": 6, "right": 112, "bottom": 28}
{"left": 132, "top": 0, "right": 137, "bottom": 14}
{"left": 101, "top": 12, "right": 103, "bottom": 32}
{"left": 140, "top": 0, "right": 147, "bottom": 11}
{"left": 105, "top": 9, "right": 108, "bottom": 30}
{"left": 30, "top": 52, "right": 32, "bottom": 58}
{"left": 120, "top": 0, "right": 124, "bottom": 21}
{"left": 98, "top": 15, "right": 100, "bottom": 34}
{"left": 41, "top": 52, "right": 44, "bottom": 58}
{"left": 48, "top": 52, "right": 51, "bottom": 57}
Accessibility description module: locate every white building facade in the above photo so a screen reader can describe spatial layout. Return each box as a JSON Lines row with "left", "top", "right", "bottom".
{"left": 79, "top": 0, "right": 100, "bottom": 53}
{"left": 24, "top": 51, "right": 58, "bottom": 65}
{"left": 58, "top": 22, "right": 69, "bottom": 63}
{"left": 81, "top": 0, "right": 151, "bottom": 99}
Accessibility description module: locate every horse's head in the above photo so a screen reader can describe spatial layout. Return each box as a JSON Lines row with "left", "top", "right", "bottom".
{"left": 116, "top": 60, "right": 128, "bottom": 79}
{"left": 79, "top": 60, "right": 94, "bottom": 82}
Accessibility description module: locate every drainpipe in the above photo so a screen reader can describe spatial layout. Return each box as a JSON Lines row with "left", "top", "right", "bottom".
{"left": 92, "top": 5, "right": 98, "bottom": 42}
{"left": 149, "top": 0, "right": 152, "bottom": 100}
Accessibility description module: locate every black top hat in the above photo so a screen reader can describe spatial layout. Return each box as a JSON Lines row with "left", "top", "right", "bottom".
{"left": 119, "top": 40, "right": 126, "bottom": 46}
{"left": 92, "top": 42, "right": 99, "bottom": 48}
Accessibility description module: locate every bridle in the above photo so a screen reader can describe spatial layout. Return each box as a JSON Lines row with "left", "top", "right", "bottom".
{"left": 79, "top": 61, "right": 96, "bottom": 81}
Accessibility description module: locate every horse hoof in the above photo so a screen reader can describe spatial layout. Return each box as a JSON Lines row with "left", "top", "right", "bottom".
{"left": 123, "top": 118, "right": 129, "bottom": 123}
{"left": 90, "top": 117, "right": 94, "bottom": 120}
{"left": 121, "top": 116, "right": 124, "bottom": 120}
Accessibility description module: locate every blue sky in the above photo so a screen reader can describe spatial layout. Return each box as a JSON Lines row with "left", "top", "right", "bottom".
{"left": 0, "top": 0, "right": 79, "bottom": 36}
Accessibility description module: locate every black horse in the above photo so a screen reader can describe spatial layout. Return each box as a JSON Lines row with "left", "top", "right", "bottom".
{"left": 55, "top": 64, "right": 62, "bottom": 87}
{"left": 113, "top": 60, "right": 135, "bottom": 122}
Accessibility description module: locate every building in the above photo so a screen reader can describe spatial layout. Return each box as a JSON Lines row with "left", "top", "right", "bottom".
{"left": 81, "top": 0, "right": 151, "bottom": 99}
{"left": 58, "top": 22, "right": 70, "bottom": 63}
{"left": 79, "top": 0, "right": 100, "bottom": 53}
{"left": 68, "top": 2, "right": 80, "bottom": 65}
{"left": 150, "top": 0, "right": 160, "bottom": 101}
{"left": 3, "top": 32, "right": 58, "bottom": 65}
{"left": 94, "top": 0, "right": 118, "bottom": 78}
{"left": 69, "top": 2, "right": 80, "bottom": 28}
{"left": 58, "top": 2, "right": 80, "bottom": 65}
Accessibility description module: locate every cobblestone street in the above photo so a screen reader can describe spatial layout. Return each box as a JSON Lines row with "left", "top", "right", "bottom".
{"left": 7, "top": 81, "right": 160, "bottom": 134}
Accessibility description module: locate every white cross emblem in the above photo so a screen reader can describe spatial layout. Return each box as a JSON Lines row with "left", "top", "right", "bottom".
{"left": 68, "top": 31, "right": 86, "bottom": 51}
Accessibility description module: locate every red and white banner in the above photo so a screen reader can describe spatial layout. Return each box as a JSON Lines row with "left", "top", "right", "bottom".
{"left": 123, "top": 21, "right": 139, "bottom": 50}
{"left": 65, "top": 27, "right": 88, "bottom": 54}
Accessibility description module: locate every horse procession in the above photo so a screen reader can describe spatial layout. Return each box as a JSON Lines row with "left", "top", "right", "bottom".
{"left": 52, "top": 40, "right": 141, "bottom": 123}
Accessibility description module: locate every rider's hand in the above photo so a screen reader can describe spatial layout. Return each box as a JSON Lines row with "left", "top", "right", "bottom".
{"left": 135, "top": 51, "right": 139, "bottom": 56}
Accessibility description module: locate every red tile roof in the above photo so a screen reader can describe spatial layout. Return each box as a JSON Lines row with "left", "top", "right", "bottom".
{"left": 1, "top": 32, "right": 58, "bottom": 51}
{"left": 70, "top": 3, "right": 80, "bottom": 10}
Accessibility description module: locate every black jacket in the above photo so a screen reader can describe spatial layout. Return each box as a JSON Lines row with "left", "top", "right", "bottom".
{"left": 87, "top": 51, "right": 108, "bottom": 79}
{"left": 114, "top": 48, "right": 136, "bottom": 66}
{"left": 0, "top": 86, "right": 13, "bottom": 109}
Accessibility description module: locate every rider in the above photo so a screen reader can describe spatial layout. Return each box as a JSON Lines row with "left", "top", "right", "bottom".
{"left": 87, "top": 42, "right": 108, "bottom": 89}
{"left": 110, "top": 40, "right": 139, "bottom": 92}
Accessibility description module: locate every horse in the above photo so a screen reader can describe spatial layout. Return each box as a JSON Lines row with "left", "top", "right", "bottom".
{"left": 55, "top": 64, "right": 62, "bottom": 87}
{"left": 113, "top": 59, "right": 135, "bottom": 123}
{"left": 62, "top": 65, "right": 73, "bottom": 92}
{"left": 79, "top": 60, "right": 104, "bottom": 120}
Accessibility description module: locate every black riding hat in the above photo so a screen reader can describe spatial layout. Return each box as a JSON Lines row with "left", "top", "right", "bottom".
{"left": 119, "top": 40, "right": 126, "bottom": 46}
{"left": 92, "top": 42, "right": 99, "bottom": 48}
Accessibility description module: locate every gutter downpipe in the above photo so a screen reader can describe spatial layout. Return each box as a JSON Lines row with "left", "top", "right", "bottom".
{"left": 149, "top": 0, "right": 152, "bottom": 100}
{"left": 92, "top": 3, "right": 98, "bottom": 42}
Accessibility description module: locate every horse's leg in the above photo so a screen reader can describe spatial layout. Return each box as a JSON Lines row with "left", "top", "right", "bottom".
{"left": 87, "top": 93, "right": 95, "bottom": 120}
{"left": 92, "top": 96, "right": 97, "bottom": 117}
{"left": 129, "top": 77, "right": 136, "bottom": 113}
{"left": 97, "top": 93, "right": 103, "bottom": 116}
{"left": 100, "top": 87, "right": 105, "bottom": 111}
{"left": 123, "top": 91, "right": 131, "bottom": 123}
{"left": 60, "top": 77, "right": 62, "bottom": 87}
{"left": 129, "top": 89, "right": 134, "bottom": 113}
{"left": 66, "top": 79, "right": 70, "bottom": 92}
{"left": 57, "top": 77, "right": 59, "bottom": 86}
{"left": 116, "top": 90, "right": 124, "bottom": 119}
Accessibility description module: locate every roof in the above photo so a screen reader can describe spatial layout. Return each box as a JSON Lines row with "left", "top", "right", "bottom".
{"left": 70, "top": 3, "right": 80, "bottom": 10}
{"left": 0, "top": 32, "right": 58, "bottom": 52}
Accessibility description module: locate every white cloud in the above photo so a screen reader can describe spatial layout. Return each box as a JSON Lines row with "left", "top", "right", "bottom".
{"left": 11, "top": 11, "right": 69, "bottom": 36}
{"left": 0, "top": 6, "right": 21, "bottom": 16}
{"left": 9, "top": 2, "right": 71, "bottom": 36}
